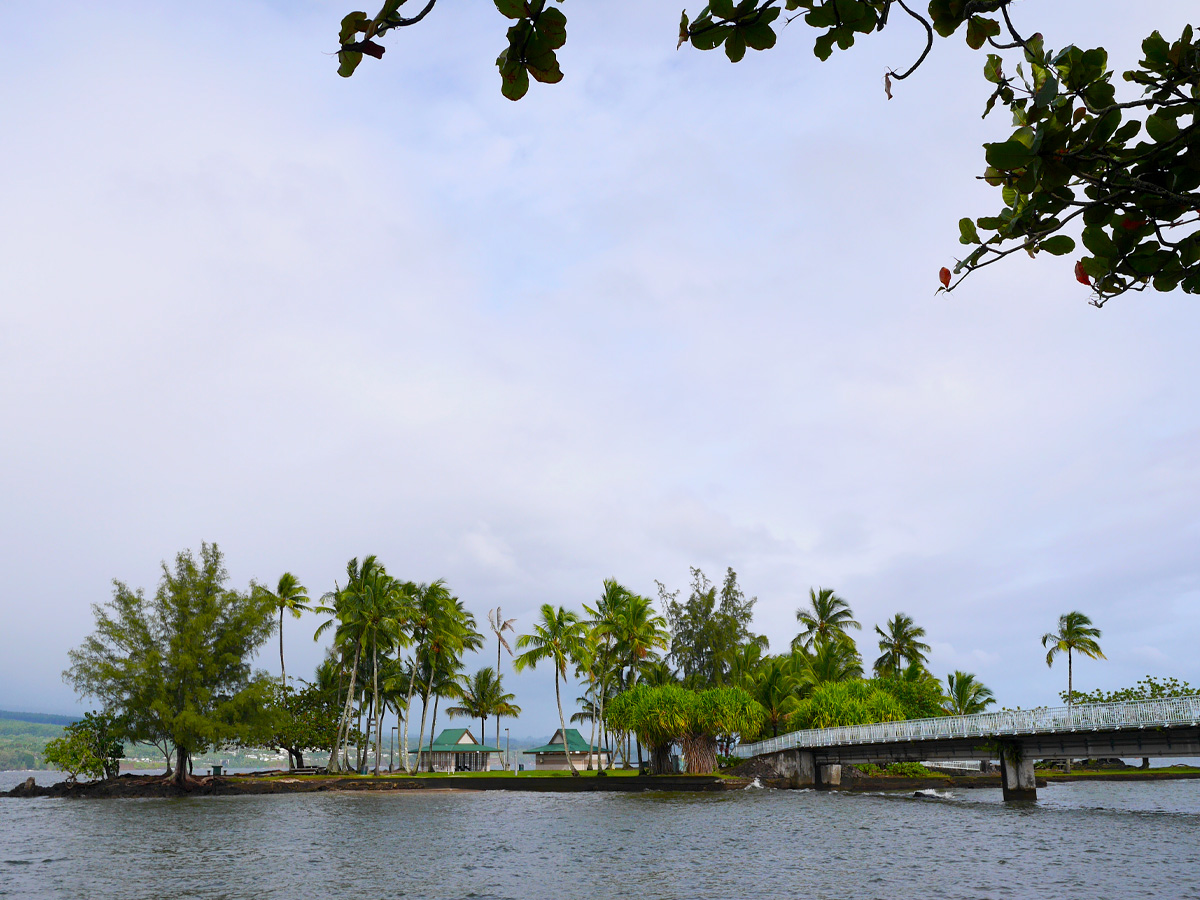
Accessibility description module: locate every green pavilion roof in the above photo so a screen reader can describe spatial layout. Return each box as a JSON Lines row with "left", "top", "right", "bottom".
{"left": 523, "top": 728, "right": 610, "bottom": 754}
{"left": 411, "top": 727, "right": 501, "bottom": 754}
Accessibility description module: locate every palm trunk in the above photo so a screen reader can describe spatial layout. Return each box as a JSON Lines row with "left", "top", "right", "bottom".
{"left": 399, "top": 636, "right": 425, "bottom": 773}
{"left": 555, "top": 667, "right": 578, "bottom": 775}
{"left": 597, "top": 673, "right": 609, "bottom": 771}
{"left": 329, "top": 641, "right": 361, "bottom": 773}
{"left": 1066, "top": 650, "right": 1073, "bottom": 774}
{"left": 586, "top": 683, "right": 598, "bottom": 771}
{"left": 414, "top": 675, "right": 434, "bottom": 773}
{"left": 400, "top": 663, "right": 417, "bottom": 773}
{"left": 372, "top": 633, "right": 383, "bottom": 776}
{"left": 279, "top": 608, "right": 286, "bottom": 693}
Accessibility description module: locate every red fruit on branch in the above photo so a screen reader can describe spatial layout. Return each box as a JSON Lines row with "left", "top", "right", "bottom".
{"left": 1075, "top": 261, "right": 1091, "bottom": 285}
{"left": 1121, "top": 218, "right": 1147, "bottom": 230}
{"left": 939, "top": 267, "right": 952, "bottom": 288}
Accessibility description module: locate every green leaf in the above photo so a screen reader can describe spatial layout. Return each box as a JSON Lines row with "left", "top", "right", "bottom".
{"left": 743, "top": 21, "right": 777, "bottom": 51}
{"left": 1145, "top": 113, "right": 1180, "bottom": 143}
{"left": 1039, "top": 235, "right": 1076, "bottom": 256}
{"left": 494, "top": 0, "right": 526, "bottom": 19}
{"left": 959, "top": 218, "right": 981, "bottom": 244}
{"left": 965, "top": 15, "right": 999, "bottom": 51}
{"left": 337, "top": 49, "right": 363, "bottom": 78}
{"left": 983, "top": 54, "right": 1003, "bottom": 84}
{"left": 535, "top": 7, "right": 567, "bottom": 49}
{"left": 711, "top": 0, "right": 737, "bottom": 18}
{"left": 499, "top": 59, "right": 529, "bottom": 100}
{"left": 692, "top": 23, "right": 733, "bottom": 51}
{"left": 725, "top": 28, "right": 747, "bottom": 62}
{"left": 985, "top": 139, "right": 1036, "bottom": 170}
{"left": 339, "top": 11, "right": 370, "bottom": 44}
{"left": 813, "top": 31, "right": 835, "bottom": 61}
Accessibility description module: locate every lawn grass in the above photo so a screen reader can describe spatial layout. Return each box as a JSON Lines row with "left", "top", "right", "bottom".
{"left": 237, "top": 767, "right": 655, "bottom": 781}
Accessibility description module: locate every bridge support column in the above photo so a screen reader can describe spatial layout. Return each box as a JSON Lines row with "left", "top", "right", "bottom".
{"left": 999, "top": 745, "right": 1036, "bottom": 801}
{"left": 816, "top": 764, "right": 842, "bottom": 788}
{"left": 773, "top": 749, "right": 815, "bottom": 788}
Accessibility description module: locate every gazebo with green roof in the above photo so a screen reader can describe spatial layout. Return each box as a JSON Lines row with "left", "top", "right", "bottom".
{"left": 413, "top": 728, "right": 502, "bottom": 772}
{"left": 523, "top": 728, "right": 610, "bottom": 771}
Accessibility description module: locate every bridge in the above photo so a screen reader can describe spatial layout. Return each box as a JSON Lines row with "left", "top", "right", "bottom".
{"left": 732, "top": 696, "right": 1200, "bottom": 800}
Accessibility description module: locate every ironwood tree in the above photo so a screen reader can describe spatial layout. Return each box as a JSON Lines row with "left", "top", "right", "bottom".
{"left": 65, "top": 543, "right": 277, "bottom": 787}
{"left": 334, "top": 1, "right": 1200, "bottom": 305}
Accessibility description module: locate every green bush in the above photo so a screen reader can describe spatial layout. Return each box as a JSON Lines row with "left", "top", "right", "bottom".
{"left": 884, "top": 761, "right": 931, "bottom": 777}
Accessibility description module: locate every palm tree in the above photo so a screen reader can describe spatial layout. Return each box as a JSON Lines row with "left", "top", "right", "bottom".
{"left": 794, "top": 634, "right": 863, "bottom": 687}
{"left": 1043, "top": 611, "right": 1105, "bottom": 775}
{"left": 752, "top": 656, "right": 801, "bottom": 737}
{"left": 410, "top": 590, "right": 482, "bottom": 773}
{"left": 255, "top": 573, "right": 310, "bottom": 705}
{"left": 944, "top": 670, "right": 996, "bottom": 715}
{"left": 792, "top": 587, "right": 860, "bottom": 651}
{"left": 448, "top": 667, "right": 521, "bottom": 768}
{"left": 515, "top": 604, "right": 586, "bottom": 775}
{"left": 873, "top": 613, "right": 931, "bottom": 678}
{"left": 487, "top": 606, "right": 517, "bottom": 766}
{"left": 596, "top": 585, "right": 668, "bottom": 771}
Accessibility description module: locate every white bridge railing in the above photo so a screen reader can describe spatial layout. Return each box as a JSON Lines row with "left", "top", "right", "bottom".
{"left": 732, "top": 696, "right": 1200, "bottom": 759}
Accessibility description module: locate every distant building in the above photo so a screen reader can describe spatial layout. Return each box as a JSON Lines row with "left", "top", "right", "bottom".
{"left": 523, "top": 728, "right": 610, "bottom": 771}
{"left": 412, "top": 728, "right": 501, "bottom": 772}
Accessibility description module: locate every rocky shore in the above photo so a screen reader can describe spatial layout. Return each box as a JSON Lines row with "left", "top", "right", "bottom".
{"left": 3, "top": 772, "right": 744, "bottom": 798}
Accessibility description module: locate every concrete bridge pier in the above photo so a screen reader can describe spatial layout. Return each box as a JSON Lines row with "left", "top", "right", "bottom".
{"left": 772, "top": 749, "right": 815, "bottom": 788}
{"left": 999, "top": 745, "right": 1036, "bottom": 801}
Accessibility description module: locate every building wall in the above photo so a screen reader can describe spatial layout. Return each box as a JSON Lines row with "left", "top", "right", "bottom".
{"left": 530, "top": 752, "right": 610, "bottom": 771}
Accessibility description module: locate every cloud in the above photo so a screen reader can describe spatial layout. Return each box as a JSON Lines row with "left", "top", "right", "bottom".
{"left": 1, "top": 1, "right": 1198, "bottom": 731}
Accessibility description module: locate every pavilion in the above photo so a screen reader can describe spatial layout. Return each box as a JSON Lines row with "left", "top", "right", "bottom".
{"left": 523, "top": 728, "right": 610, "bottom": 771}
{"left": 413, "top": 728, "right": 502, "bottom": 772}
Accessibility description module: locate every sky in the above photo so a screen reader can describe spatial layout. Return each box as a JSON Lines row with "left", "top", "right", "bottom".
{"left": 1, "top": 1, "right": 1197, "bottom": 737}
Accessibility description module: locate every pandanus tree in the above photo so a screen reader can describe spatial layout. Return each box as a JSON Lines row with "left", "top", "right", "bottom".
{"left": 515, "top": 604, "right": 586, "bottom": 775}
{"left": 873, "top": 613, "right": 931, "bottom": 678}
{"left": 792, "top": 588, "right": 860, "bottom": 652}
{"left": 944, "top": 671, "right": 996, "bottom": 716}
{"left": 605, "top": 684, "right": 763, "bottom": 774}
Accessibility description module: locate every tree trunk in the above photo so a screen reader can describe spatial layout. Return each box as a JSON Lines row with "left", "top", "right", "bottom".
{"left": 555, "top": 668, "right": 579, "bottom": 775}
{"left": 586, "top": 688, "right": 597, "bottom": 771}
{"left": 399, "top": 641, "right": 424, "bottom": 773}
{"left": 413, "top": 678, "right": 434, "bottom": 773}
{"left": 329, "top": 642, "right": 361, "bottom": 774}
{"left": 173, "top": 746, "right": 189, "bottom": 788}
{"left": 1066, "top": 650, "right": 1073, "bottom": 775}
{"left": 372, "top": 633, "right": 384, "bottom": 776}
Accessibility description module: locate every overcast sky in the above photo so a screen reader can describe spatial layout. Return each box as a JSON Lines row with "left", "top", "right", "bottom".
{"left": 1, "top": 1, "right": 1197, "bottom": 737}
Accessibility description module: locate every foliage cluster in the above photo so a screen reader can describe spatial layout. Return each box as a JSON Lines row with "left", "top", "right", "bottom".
{"left": 604, "top": 683, "right": 763, "bottom": 774}
{"left": 65, "top": 544, "right": 277, "bottom": 785}
{"left": 1063, "top": 675, "right": 1198, "bottom": 706}
{"left": 41, "top": 711, "right": 124, "bottom": 783}
{"left": 333, "top": 1, "right": 1200, "bottom": 303}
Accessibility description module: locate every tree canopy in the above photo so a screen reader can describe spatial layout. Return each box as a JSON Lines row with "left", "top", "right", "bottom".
{"left": 334, "top": 1, "right": 1200, "bottom": 305}
{"left": 65, "top": 543, "right": 277, "bottom": 786}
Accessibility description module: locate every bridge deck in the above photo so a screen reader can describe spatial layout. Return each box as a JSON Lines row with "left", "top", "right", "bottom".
{"left": 733, "top": 696, "right": 1200, "bottom": 762}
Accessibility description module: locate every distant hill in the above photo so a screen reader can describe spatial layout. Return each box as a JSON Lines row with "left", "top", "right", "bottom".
{"left": 0, "top": 710, "right": 78, "bottom": 726}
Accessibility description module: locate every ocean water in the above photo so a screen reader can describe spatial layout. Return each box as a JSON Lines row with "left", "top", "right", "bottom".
{"left": 2, "top": 771, "right": 1198, "bottom": 899}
